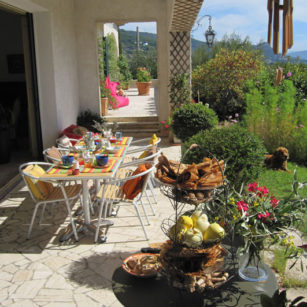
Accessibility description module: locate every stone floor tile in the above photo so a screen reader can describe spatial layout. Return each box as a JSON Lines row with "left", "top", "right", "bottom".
{"left": 0, "top": 271, "right": 12, "bottom": 281}
{"left": 8, "top": 284, "right": 19, "bottom": 296}
{"left": 11, "top": 299, "right": 39, "bottom": 306}
{"left": 92, "top": 243, "right": 115, "bottom": 254}
{"left": 87, "top": 288, "right": 118, "bottom": 306}
{"left": 45, "top": 273, "right": 73, "bottom": 289}
{"left": 43, "top": 303, "right": 76, "bottom": 307}
{"left": 0, "top": 288, "right": 8, "bottom": 302}
{"left": 34, "top": 289, "right": 73, "bottom": 302}
{"left": 285, "top": 256, "right": 307, "bottom": 282}
{"left": 0, "top": 280, "right": 11, "bottom": 289}
{"left": 74, "top": 293, "right": 101, "bottom": 306}
{"left": 2, "top": 264, "right": 19, "bottom": 274}
{"left": 43, "top": 256, "right": 71, "bottom": 271}
{"left": 14, "top": 259, "right": 30, "bottom": 267}
{"left": 0, "top": 253, "right": 24, "bottom": 266}
{"left": 12, "top": 279, "right": 45, "bottom": 299}
{"left": 12, "top": 269, "right": 33, "bottom": 282}
{"left": 1, "top": 299, "right": 13, "bottom": 306}
{"left": 29, "top": 262, "right": 53, "bottom": 280}
{"left": 287, "top": 288, "right": 307, "bottom": 302}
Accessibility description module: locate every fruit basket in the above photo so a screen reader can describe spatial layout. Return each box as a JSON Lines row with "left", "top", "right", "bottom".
{"left": 155, "top": 148, "right": 231, "bottom": 293}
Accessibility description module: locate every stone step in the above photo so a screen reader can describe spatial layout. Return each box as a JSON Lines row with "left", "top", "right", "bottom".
{"left": 105, "top": 116, "right": 159, "bottom": 123}
{"left": 104, "top": 120, "right": 161, "bottom": 138}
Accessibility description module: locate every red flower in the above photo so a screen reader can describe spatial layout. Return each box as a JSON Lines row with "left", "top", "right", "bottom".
{"left": 257, "top": 186, "right": 269, "bottom": 197}
{"left": 236, "top": 200, "right": 248, "bottom": 213}
{"left": 248, "top": 182, "right": 258, "bottom": 192}
{"left": 257, "top": 212, "right": 270, "bottom": 220}
{"left": 270, "top": 197, "right": 279, "bottom": 208}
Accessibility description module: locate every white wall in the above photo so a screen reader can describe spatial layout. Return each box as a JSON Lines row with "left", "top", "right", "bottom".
{"left": 2, "top": 0, "right": 173, "bottom": 147}
{"left": 74, "top": 0, "right": 170, "bottom": 121}
{"left": 2, "top": 0, "right": 80, "bottom": 148}
{"left": 0, "top": 10, "right": 25, "bottom": 82}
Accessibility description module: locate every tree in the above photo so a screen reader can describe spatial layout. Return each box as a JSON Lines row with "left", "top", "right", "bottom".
{"left": 192, "top": 49, "right": 263, "bottom": 119}
{"left": 192, "top": 33, "right": 263, "bottom": 68}
{"left": 105, "top": 33, "right": 120, "bottom": 81}
{"left": 129, "top": 47, "right": 157, "bottom": 79}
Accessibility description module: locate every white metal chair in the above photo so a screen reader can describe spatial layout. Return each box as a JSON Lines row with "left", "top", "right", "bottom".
{"left": 56, "top": 135, "right": 81, "bottom": 151}
{"left": 95, "top": 160, "right": 156, "bottom": 242}
{"left": 43, "top": 146, "right": 70, "bottom": 163}
{"left": 126, "top": 136, "right": 161, "bottom": 155}
{"left": 19, "top": 162, "right": 82, "bottom": 241}
{"left": 119, "top": 148, "right": 161, "bottom": 214}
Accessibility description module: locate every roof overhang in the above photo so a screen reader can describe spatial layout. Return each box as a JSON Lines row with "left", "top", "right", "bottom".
{"left": 170, "top": 0, "right": 204, "bottom": 32}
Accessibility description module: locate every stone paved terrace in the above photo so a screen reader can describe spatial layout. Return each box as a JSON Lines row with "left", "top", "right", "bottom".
{"left": 107, "top": 87, "right": 158, "bottom": 118}
{"left": 0, "top": 139, "right": 306, "bottom": 306}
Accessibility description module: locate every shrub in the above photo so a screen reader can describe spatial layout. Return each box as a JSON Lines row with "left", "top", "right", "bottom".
{"left": 118, "top": 54, "right": 132, "bottom": 88}
{"left": 172, "top": 103, "right": 218, "bottom": 142}
{"left": 192, "top": 49, "right": 263, "bottom": 120}
{"left": 105, "top": 33, "right": 120, "bottom": 81}
{"left": 265, "top": 62, "right": 307, "bottom": 103}
{"left": 77, "top": 109, "right": 105, "bottom": 133}
{"left": 182, "top": 125, "right": 266, "bottom": 187}
{"left": 244, "top": 77, "right": 307, "bottom": 165}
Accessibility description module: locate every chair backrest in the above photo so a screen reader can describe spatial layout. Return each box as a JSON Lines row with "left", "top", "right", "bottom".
{"left": 19, "top": 162, "right": 54, "bottom": 201}
{"left": 99, "top": 161, "right": 156, "bottom": 201}
{"left": 43, "top": 146, "right": 63, "bottom": 163}
{"left": 122, "top": 162, "right": 156, "bottom": 200}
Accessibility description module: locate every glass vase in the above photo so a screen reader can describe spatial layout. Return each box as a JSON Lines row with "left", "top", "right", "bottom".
{"left": 238, "top": 252, "right": 268, "bottom": 282}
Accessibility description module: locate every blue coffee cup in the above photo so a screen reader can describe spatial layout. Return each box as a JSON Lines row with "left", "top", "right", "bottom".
{"left": 96, "top": 154, "right": 109, "bottom": 167}
{"left": 61, "top": 155, "right": 74, "bottom": 166}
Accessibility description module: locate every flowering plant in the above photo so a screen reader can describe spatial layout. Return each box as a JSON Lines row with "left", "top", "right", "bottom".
{"left": 136, "top": 67, "right": 151, "bottom": 82}
{"left": 228, "top": 179, "right": 306, "bottom": 262}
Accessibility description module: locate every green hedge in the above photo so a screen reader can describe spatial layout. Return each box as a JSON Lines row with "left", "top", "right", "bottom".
{"left": 182, "top": 125, "right": 266, "bottom": 187}
{"left": 172, "top": 103, "right": 218, "bottom": 142}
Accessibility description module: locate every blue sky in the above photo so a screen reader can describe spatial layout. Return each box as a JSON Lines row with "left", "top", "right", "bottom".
{"left": 121, "top": 0, "right": 307, "bottom": 52}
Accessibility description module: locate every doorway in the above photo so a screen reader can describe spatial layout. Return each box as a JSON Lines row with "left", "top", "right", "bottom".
{"left": 0, "top": 6, "right": 42, "bottom": 193}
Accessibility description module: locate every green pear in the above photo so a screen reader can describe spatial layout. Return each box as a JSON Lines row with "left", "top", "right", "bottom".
{"left": 203, "top": 223, "right": 225, "bottom": 241}
{"left": 168, "top": 224, "right": 187, "bottom": 241}
{"left": 183, "top": 228, "right": 203, "bottom": 248}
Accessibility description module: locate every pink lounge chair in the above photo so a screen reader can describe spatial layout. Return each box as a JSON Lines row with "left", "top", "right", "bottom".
{"left": 105, "top": 76, "right": 129, "bottom": 109}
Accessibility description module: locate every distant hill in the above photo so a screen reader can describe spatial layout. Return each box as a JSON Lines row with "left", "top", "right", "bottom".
{"left": 288, "top": 50, "right": 307, "bottom": 60}
{"left": 120, "top": 29, "right": 307, "bottom": 64}
{"left": 255, "top": 43, "right": 307, "bottom": 63}
{"left": 120, "top": 29, "right": 203, "bottom": 57}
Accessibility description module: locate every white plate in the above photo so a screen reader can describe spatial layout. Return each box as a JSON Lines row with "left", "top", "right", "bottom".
{"left": 106, "top": 146, "right": 121, "bottom": 153}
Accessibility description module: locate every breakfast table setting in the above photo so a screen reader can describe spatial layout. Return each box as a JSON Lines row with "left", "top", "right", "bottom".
{"left": 41, "top": 131, "right": 133, "bottom": 242}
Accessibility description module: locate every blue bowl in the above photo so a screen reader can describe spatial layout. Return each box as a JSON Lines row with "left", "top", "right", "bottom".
{"left": 61, "top": 155, "right": 74, "bottom": 166}
{"left": 96, "top": 154, "right": 108, "bottom": 166}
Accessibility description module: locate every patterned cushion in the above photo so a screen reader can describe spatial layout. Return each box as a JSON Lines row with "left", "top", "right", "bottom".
{"left": 24, "top": 165, "right": 53, "bottom": 200}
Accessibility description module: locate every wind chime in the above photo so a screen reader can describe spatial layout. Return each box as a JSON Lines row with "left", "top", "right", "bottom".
{"left": 267, "top": 0, "right": 293, "bottom": 56}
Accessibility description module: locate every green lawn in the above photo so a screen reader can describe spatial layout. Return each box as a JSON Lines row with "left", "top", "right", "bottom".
{"left": 257, "top": 162, "right": 307, "bottom": 235}
{"left": 257, "top": 162, "right": 307, "bottom": 199}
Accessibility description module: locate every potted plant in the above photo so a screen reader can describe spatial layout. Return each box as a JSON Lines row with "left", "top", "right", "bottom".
{"left": 100, "top": 79, "right": 112, "bottom": 116}
{"left": 0, "top": 104, "right": 11, "bottom": 163}
{"left": 136, "top": 67, "right": 152, "bottom": 95}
